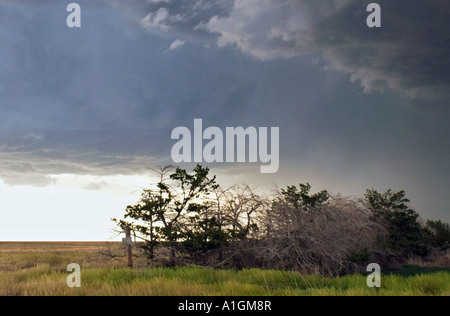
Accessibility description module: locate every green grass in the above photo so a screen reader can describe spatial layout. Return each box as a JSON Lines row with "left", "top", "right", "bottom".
{"left": 2, "top": 265, "right": 449, "bottom": 296}
{"left": 0, "top": 242, "right": 449, "bottom": 296}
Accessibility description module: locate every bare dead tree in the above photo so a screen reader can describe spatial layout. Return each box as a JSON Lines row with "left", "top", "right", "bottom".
{"left": 255, "top": 194, "right": 387, "bottom": 276}
{"left": 206, "top": 185, "right": 269, "bottom": 268}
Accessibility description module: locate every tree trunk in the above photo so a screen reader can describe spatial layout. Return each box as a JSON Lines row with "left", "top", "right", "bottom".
{"left": 169, "top": 242, "right": 176, "bottom": 267}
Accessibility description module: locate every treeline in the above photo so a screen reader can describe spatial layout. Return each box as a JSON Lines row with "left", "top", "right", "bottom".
{"left": 113, "top": 165, "right": 450, "bottom": 276}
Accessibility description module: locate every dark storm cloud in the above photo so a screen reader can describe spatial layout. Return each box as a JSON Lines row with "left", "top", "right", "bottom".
{"left": 312, "top": 0, "right": 450, "bottom": 99}
{"left": 201, "top": 0, "right": 450, "bottom": 99}
{"left": 0, "top": 0, "right": 265, "bottom": 185}
{"left": 115, "top": 0, "right": 450, "bottom": 99}
{"left": 0, "top": 1, "right": 172, "bottom": 184}
{"left": 0, "top": 130, "right": 168, "bottom": 185}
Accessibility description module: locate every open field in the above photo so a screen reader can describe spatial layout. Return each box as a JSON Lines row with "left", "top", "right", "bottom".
{"left": 0, "top": 242, "right": 449, "bottom": 296}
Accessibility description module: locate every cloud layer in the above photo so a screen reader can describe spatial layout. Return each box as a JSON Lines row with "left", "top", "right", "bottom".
{"left": 206, "top": 0, "right": 450, "bottom": 98}
{"left": 135, "top": 0, "right": 450, "bottom": 99}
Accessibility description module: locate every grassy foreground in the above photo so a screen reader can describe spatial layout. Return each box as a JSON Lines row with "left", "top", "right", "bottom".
{"left": 0, "top": 242, "right": 449, "bottom": 296}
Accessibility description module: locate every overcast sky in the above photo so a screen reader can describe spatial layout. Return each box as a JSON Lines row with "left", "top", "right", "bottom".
{"left": 0, "top": 0, "right": 449, "bottom": 240}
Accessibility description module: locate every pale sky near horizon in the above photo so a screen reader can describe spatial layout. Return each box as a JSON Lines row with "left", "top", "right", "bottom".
{"left": 0, "top": 0, "right": 449, "bottom": 241}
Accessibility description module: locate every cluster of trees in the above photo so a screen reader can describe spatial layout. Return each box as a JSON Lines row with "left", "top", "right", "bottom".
{"left": 113, "top": 165, "right": 450, "bottom": 276}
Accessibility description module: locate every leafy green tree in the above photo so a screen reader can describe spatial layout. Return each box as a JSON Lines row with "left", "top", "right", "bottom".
{"left": 114, "top": 165, "right": 218, "bottom": 266}
{"left": 364, "top": 189, "right": 430, "bottom": 258}
{"left": 183, "top": 216, "right": 230, "bottom": 252}
{"left": 280, "top": 183, "right": 329, "bottom": 211}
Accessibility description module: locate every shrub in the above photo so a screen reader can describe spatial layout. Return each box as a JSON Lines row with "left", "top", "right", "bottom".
{"left": 364, "top": 189, "right": 431, "bottom": 259}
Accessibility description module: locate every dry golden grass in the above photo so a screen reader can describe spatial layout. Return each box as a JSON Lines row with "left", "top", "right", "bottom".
{"left": 0, "top": 242, "right": 103, "bottom": 253}
{"left": 0, "top": 242, "right": 121, "bottom": 272}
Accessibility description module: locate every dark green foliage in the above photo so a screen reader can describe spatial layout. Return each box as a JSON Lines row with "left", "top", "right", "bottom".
{"left": 347, "top": 248, "right": 371, "bottom": 264}
{"left": 365, "top": 189, "right": 430, "bottom": 258}
{"left": 365, "top": 189, "right": 410, "bottom": 212}
{"left": 426, "top": 220, "right": 450, "bottom": 250}
{"left": 280, "top": 183, "right": 329, "bottom": 210}
{"left": 183, "top": 217, "right": 230, "bottom": 252}
{"left": 386, "top": 265, "right": 450, "bottom": 277}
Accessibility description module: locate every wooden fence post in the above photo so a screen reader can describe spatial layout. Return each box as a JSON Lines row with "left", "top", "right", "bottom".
{"left": 123, "top": 226, "right": 133, "bottom": 268}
